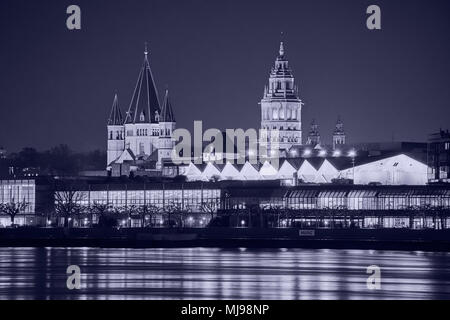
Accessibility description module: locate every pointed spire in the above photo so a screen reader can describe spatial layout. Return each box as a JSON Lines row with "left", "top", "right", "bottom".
{"left": 124, "top": 46, "right": 161, "bottom": 124}
{"left": 108, "top": 93, "right": 123, "bottom": 125}
{"left": 279, "top": 41, "right": 285, "bottom": 57}
{"left": 160, "top": 88, "right": 175, "bottom": 122}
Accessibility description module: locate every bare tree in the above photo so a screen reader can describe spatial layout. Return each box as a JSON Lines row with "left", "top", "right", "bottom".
{"left": 90, "top": 202, "right": 111, "bottom": 226}
{"left": 137, "top": 204, "right": 161, "bottom": 228}
{"left": 55, "top": 188, "right": 86, "bottom": 228}
{"left": 0, "top": 198, "right": 29, "bottom": 226}
{"left": 124, "top": 205, "right": 138, "bottom": 227}
{"left": 201, "top": 200, "right": 219, "bottom": 222}
{"left": 164, "top": 202, "right": 184, "bottom": 227}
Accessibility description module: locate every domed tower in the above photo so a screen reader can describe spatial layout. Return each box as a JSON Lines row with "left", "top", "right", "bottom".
{"left": 260, "top": 41, "right": 303, "bottom": 151}
{"left": 157, "top": 89, "right": 176, "bottom": 168}
{"left": 333, "top": 116, "right": 346, "bottom": 149}
{"left": 107, "top": 94, "right": 125, "bottom": 165}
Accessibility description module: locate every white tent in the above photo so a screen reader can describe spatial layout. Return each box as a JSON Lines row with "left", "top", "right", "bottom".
{"left": 297, "top": 160, "right": 318, "bottom": 183}
{"left": 317, "top": 159, "right": 340, "bottom": 183}
{"left": 339, "top": 154, "right": 427, "bottom": 185}
{"left": 240, "top": 162, "right": 261, "bottom": 180}
{"left": 220, "top": 162, "right": 242, "bottom": 180}
{"left": 200, "top": 162, "right": 221, "bottom": 181}
{"left": 260, "top": 161, "right": 278, "bottom": 180}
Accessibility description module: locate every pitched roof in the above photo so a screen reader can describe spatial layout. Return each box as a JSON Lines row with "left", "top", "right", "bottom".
{"left": 124, "top": 47, "right": 161, "bottom": 124}
{"left": 160, "top": 89, "right": 175, "bottom": 122}
{"left": 108, "top": 94, "right": 123, "bottom": 125}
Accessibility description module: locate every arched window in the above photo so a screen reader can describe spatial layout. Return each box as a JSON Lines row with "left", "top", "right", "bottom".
{"left": 272, "top": 109, "right": 278, "bottom": 120}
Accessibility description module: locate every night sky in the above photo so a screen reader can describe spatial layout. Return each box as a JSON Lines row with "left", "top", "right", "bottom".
{"left": 1, "top": 0, "right": 449, "bottom": 152}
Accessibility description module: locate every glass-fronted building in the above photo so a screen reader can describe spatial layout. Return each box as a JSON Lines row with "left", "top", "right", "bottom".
{"left": 0, "top": 179, "right": 53, "bottom": 227}
{"left": 223, "top": 184, "right": 450, "bottom": 229}
{"left": 54, "top": 182, "right": 222, "bottom": 227}
{"left": 2, "top": 178, "right": 450, "bottom": 229}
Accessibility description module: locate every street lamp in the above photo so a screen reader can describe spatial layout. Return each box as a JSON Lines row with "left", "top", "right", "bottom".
{"left": 348, "top": 149, "right": 357, "bottom": 182}
{"left": 333, "top": 150, "right": 341, "bottom": 157}
{"left": 348, "top": 150, "right": 356, "bottom": 158}
{"left": 318, "top": 150, "right": 327, "bottom": 157}
{"left": 303, "top": 149, "right": 311, "bottom": 157}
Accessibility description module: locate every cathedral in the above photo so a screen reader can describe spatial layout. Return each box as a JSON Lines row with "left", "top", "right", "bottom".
{"left": 107, "top": 46, "right": 176, "bottom": 176}
{"left": 106, "top": 41, "right": 347, "bottom": 177}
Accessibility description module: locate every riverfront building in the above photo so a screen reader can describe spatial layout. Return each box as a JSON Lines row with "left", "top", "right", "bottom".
{"left": 2, "top": 178, "right": 449, "bottom": 229}
{"left": 53, "top": 181, "right": 450, "bottom": 229}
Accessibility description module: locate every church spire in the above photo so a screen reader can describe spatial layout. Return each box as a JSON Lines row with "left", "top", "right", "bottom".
{"left": 124, "top": 44, "right": 161, "bottom": 124}
{"left": 160, "top": 88, "right": 175, "bottom": 122}
{"left": 108, "top": 93, "right": 123, "bottom": 125}
{"left": 264, "top": 41, "right": 297, "bottom": 100}
{"left": 279, "top": 41, "right": 285, "bottom": 57}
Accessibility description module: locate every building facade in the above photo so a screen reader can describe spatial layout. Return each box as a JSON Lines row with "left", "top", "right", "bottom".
{"left": 428, "top": 129, "right": 450, "bottom": 182}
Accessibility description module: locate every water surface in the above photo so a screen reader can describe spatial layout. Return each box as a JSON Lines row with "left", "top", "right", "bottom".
{"left": 0, "top": 247, "right": 449, "bottom": 299}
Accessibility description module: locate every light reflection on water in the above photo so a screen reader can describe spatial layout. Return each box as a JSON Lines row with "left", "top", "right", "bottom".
{"left": 0, "top": 247, "right": 449, "bottom": 300}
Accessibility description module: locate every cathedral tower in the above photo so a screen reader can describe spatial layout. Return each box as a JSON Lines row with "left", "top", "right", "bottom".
{"left": 260, "top": 42, "right": 303, "bottom": 151}
{"left": 157, "top": 89, "right": 176, "bottom": 168}
{"left": 332, "top": 116, "right": 346, "bottom": 149}
{"left": 306, "top": 119, "right": 320, "bottom": 146}
{"left": 107, "top": 94, "right": 125, "bottom": 165}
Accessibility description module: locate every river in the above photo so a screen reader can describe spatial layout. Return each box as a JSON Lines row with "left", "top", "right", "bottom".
{"left": 0, "top": 247, "right": 449, "bottom": 299}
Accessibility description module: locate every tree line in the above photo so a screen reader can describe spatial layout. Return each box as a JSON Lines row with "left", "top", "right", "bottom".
{"left": 0, "top": 144, "right": 106, "bottom": 176}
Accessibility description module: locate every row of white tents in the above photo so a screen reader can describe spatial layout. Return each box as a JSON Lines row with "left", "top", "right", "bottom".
{"left": 181, "top": 154, "right": 429, "bottom": 185}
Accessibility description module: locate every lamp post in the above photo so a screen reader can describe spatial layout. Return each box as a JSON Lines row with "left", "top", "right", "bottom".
{"left": 348, "top": 150, "right": 356, "bottom": 183}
